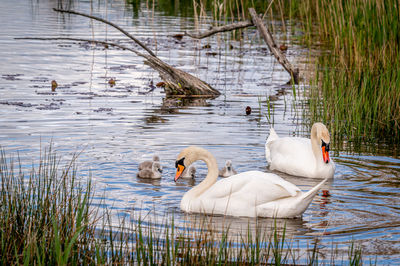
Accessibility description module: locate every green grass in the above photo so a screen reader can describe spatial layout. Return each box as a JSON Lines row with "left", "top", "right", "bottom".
{"left": 0, "top": 147, "right": 365, "bottom": 264}
{"left": 293, "top": 0, "right": 400, "bottom": 146}
{"left": 191, "top": 0, "right": 400, "bottom": 146}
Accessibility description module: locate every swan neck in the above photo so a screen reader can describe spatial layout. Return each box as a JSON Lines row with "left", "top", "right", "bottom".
{"left": 311, "top": 126, "right": 323, "bottom": 166}
{"left": 187, "top": 149, "right": 219, "bottom": 198}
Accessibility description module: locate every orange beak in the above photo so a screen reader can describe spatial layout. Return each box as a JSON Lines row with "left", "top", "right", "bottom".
{"left": 322, "top": 146, "right": 330, "bottom": 164}
{"left": 175, "top": 165, "right": 185, "bottom": 182}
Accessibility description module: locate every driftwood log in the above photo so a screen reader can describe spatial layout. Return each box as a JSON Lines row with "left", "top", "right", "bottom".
{"left": 48, "top": 9, "right": 220, "bottom": 97}
{"left": 182, "top": 8, "right": 299, "bottom": 84}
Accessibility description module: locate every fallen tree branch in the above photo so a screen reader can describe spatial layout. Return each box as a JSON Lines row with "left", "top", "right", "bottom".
{"left": 183, "top": 9, "right": 299, "bottom": 83}
{"left": 46, "top": 9, "right": 220, "bottom": 97}
{"left": 16, "top": 37, "right": 144, "bottom": 55}
{"left": 248, "top": 8, "right": 299, "bottom": 83}
{"left": 185, "top": 20, "right": 253, "bottom": 39}
{"left": 54, "top": 8, "right": 156, "bottom": 57}
{"left": 17, "top": 36, "right": 220, "bottom": 97}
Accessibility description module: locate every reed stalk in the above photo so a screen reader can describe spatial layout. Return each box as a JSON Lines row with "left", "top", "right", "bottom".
{"left": 0, "top": 147, "right": 365, "bottom": 264}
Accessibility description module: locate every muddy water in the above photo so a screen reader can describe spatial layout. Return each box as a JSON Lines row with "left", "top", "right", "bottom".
{"left": 1, "top": 0, "right": 399, "bottom": 263}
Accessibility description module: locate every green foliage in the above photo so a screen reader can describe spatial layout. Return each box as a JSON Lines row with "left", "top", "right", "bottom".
{"left": 292, "top": 0, "right": 400, "bottom": 144}
{"left": 0, "top": 147, "right": 365, "bottom": 264}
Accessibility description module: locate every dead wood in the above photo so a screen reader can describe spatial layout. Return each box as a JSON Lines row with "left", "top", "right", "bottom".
{"left": 185, "top": 20, "right": 253, "bottom": 39}
{"left": 248, "top": 8, "right": 299, "bottom": 84}
{"left": 54, "top": 8, "right": 156, "bottom": 57}
{"left": 183, "top": 9, "right": 299, "bottom": 84}
{"left": 17, "top": 36, "right": 220, "bottom": 97}
{"left": 52, "top": 9, "right": 220, "bottom": 97}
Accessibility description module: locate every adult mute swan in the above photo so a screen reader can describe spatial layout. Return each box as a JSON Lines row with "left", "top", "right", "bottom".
{"left": 174, "top": 146, "right": 328, "bottom": 218}
{"left": 265, "top": 123, "right": 335, "bottom": 179}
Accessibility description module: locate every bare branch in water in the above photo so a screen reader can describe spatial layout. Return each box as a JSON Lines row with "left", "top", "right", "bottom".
{"left": 248, "top": 8, "right": 299, "bottom": 84}
{"left": 184, "top": 20, "right": 253, "bottom": 39}
{"left": 17, "top": 37, "right": 220, "bottom": 97}
{"left": 53, "top": 8, "right": 156, "bottom": 57}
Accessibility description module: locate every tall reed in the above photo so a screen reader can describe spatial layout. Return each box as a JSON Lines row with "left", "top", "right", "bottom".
{"left": 0, "top": 148, "right": 97, "bottom": 264}
{"left": 293, "top": 0, "right": 400, "bottom": 145}
{"left": 0, "top": 147, "right": 365, "bottom": 264}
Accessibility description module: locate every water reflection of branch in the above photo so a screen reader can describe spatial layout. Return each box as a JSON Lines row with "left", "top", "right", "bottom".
{"left": 142, "top": 97, "right": 211, "bottom": 125}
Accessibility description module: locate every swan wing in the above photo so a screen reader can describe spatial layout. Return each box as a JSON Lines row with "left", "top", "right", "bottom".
{"left": 191, "top": 171, "right": 300, "bottom": 216}
{"left": 268, "top": 137, "right": 317, "bottom": 177}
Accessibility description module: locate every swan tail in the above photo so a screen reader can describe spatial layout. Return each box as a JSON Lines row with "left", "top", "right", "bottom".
{"left": 265, "top": 127, "right": 278, "bottom": 164}
{"left": 298, "top": 178, "right": 328, "bottom": 207}
{"left": 266, "top": 127, "right": 279, "bottom": 144}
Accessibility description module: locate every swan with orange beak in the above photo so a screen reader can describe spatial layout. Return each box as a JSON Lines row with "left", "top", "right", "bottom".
{"left": 265, "top": 122, "right": 335, "bottom": 179}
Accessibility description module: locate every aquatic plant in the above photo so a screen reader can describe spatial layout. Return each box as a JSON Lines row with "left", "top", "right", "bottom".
{"left": 286, "top": 0, "right": 400, "bottom": 145}
{"left": 189, "top": 0, "right": 400, "bottom": 146}
{"left": 0, "top": 147, "right": 364, "bottom": 264}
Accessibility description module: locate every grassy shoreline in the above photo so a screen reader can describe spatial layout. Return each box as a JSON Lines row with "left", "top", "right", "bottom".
{"left": 192, "top": 0, "right": 400, "bottom": 146}
{"left": 292, "top": 0, "right": 400, "bottom": 145}
{"left": 0, "top": 148, "right": 366, "bottom": 265}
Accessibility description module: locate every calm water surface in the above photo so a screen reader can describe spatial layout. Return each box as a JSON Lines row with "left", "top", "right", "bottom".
{"left": 1, "top": 0, "right": 399, "bottom": 263}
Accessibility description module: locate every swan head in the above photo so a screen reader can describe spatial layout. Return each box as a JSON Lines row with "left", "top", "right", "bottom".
{"left": 189, "top": 166, "right": 196, "bottom": 177}
{"left": 312, "top": 123, "right": 331, "bottom": 164}
{"left": 152, "top": 162, "right": 163, "bottom": 173}
{"left": 152, "top": 155, "right": 160, "bottom": 162}
{"left": 225, "top": 160, "right": 232, "bottom": 171}
{"left": 175, "top": 146, "right": 205, "bottom": 182}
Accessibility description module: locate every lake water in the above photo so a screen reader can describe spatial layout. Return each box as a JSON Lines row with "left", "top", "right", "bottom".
{"left": 1, "top": 0, "right": 399, "bottom": 263}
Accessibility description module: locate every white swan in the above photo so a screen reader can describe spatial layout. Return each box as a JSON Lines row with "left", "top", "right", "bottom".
{"left": 174, "top": 146, "right": 328, "bottom": 218}
{"left": 138, "top": 155, "right": 160, "bottom": 171}
{"left": 265, "top": 123, "right": 335, "bottom": 179}
{"left": 219, "top": 160, "right": 237, "bottom": 177}
{"left": 137, "top": 162, "right": 162, "bottom": 179}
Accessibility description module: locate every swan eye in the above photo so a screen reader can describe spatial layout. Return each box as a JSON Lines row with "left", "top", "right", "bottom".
{"left": 321, "top": 140, "right": 330, "bottom": 152}
{"left": 175, "top": 157, "right": 185, "bottom": 168}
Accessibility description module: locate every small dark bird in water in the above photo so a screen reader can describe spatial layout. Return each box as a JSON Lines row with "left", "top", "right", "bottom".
{"left": 279, "top": 44, "right": 288, "bottom": 52}
{"left": 172, "top": 34, "right": 184, "bottom": 40}
{"left": 156, "top": 81, "right": 166, "bottom": 87}
{"left": 108, "top": 78, "right": 116, "bottom": 87}
{"left": 51, "top": 80, "right": 58, "bottom": 91}
{"left": 246, "top": 106, "right": 251, "bottom": 115}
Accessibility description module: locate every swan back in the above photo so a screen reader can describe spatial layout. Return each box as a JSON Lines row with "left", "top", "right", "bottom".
{"left": 138, "top": 154, "right": 160, "bottom": 170}
{"left": 176, "top": 146, "right": 328, "bottom": 218}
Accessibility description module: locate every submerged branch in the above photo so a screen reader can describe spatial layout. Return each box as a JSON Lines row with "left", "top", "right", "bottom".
{"left": 17, "top": 37, "right": 220, "bottom": 97}
{"left": 183, "top": 9, "right": 299, "bottom": 84}
{"left": 248, "top": 8, "right": 299, "bottom": 83}
{"left": 53, "top": 8, "right": 156, "bottom": 57}
{"left": 185, "top": 20, "right": 253, "bottom": 39}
